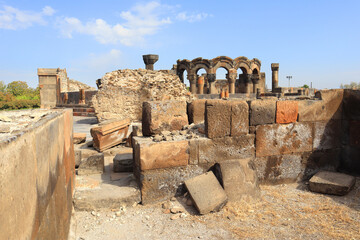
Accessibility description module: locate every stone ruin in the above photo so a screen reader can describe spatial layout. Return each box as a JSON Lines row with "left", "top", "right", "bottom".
{"left": 1, "top": 54, "right": 359, "bottom": 239}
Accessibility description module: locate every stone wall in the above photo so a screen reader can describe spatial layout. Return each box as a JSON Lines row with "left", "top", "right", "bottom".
{"left": 0, "top": 109, "right": 75, "bottom": 240}
{"left": 133, "top": 89, "right": 360, "bottom": 204}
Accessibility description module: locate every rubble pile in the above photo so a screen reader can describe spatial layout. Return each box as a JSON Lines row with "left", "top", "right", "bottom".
{"left": 91, "top": 69, "right": 195, "bottom": 122}
{"left": 68, "top": 79, "right": 96, "bottom": 92}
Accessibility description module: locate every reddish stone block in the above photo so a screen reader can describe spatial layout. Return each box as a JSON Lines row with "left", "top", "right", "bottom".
{"left": 276, "top": 101, "right": 298, "bottom": 124}
{"left": 90, "top": 118, "right": 130, "bottom": 152}
{"left": 205, "top": 100, "right": 231, "bottom": 138}
{"left": 73, "top": 132, "right": 86, "bottom": 144}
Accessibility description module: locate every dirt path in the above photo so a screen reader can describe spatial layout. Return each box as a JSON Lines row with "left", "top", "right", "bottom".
{"left": 74, "top": 180, "right": 360, "bottom": 240}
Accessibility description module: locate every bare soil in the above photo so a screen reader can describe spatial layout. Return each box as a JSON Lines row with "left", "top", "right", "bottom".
{"left": 74, "top": 179, "right": 360, "bottom": 240}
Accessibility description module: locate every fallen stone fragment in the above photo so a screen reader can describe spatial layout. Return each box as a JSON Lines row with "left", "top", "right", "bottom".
{"left": 0, "top": 114, "right": 11, "bottom": 122}
{"left": 162, "top": 201, "right": 172, "bottom": 209}
{"left": 213, "top": 159, "right": 260, "bottom": 202}
{"left": 91, "top": 118, "right": 130, "bottom": 152}
{"left": 73, "top": 132, "right": 87, "bottom": 144}
{"left": 113, "top": 153, "right": 133, "bottom": 172}
{"left": 170, "top": 207, "right": 184, "bottom": 214}
{"left": 75, "top": 149, "right": 82, "bottom": 167}
{"left": 185, "top": 171, "right": 228, "bottom": 215}
{"left": 309, "top": 171, "right": 356, "bottom": 196}
{"left": 153, "top": 135, "right": 162, "bottom": 142}
{"left": 170, "top": 213, "right": 181, "bottom": 220}
{"left": 78, "top": 153, "right": 105, "bottom": 175}
{"left": 0, "top": 125, "right": 11, "bottom": 133}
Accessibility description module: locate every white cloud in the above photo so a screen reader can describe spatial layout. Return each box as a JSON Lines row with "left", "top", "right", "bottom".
{"left": 0, "top": 5, "right": 55, "bottom": 30}
{"left": 176, "top": 12, "right": 211, "bottom": 23}
{"left": 58, "top": 1, "right": 172, "bottom": 46}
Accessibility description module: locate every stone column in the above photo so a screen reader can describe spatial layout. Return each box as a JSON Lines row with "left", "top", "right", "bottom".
{"left": 197, "top": 75, "right": 205, "bottom": 94}
{"left": 252, "top": 74, "right": 260, "bottom": 93}
{"left": 245, "top": 74, "right": 252, "bottom": 94}
{"left": 271, "top": 63, "right": 279, "bottom": 92}
{"left": 79, "top": 89, "right": 85, "bottom": 104}
{"left": 187, "top": 73, "right": 197, "bottom": 94}
{"left": 142, "top": 54, "right": 159, "bottom": 70}
{"left": 207, "top": 73, "right": 217, "bottom": 94}
{"left": 228, "top": 69, "right": 237, "bottom": 94}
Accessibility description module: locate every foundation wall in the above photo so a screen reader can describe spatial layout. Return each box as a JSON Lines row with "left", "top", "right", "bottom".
{"left": 0, "top": 109, "right": 75, "bottom": 240}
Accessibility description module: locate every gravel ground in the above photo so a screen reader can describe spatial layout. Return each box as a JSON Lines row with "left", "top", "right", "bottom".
{"left": 74, "top": 179, "right": 360, "bottom": 240}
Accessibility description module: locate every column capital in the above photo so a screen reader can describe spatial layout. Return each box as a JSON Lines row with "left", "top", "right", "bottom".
{"left": 271, "top": 63, "right": 279, "bottom": 71}
{"left": 207, "top": 73, "right": 216, "bottom": 83}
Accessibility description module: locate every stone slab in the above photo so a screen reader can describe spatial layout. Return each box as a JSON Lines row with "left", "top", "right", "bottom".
{"left": 276, "top": 101, "right": 298, "bottom": 124}
{"left": 188, "top": 99, "right": 206, "bottom": 124}
{"left": 205, "top": 100, "right": 231, "bottom": 138}
{"left": 139, "top": 165, "right": 206, "bottom": 205}
{"left": 309, "top": 171, "right": 356, "bottom": 196}
{"left": 230, "top": 100, "right": 249, "bottom": 136}
{"left": 256, "top": 123, "right": 313, "bottom": 157}
{"left": 198, "top": 135, "right": 255, "bottom": 164}
{"left": 185, "top": 171, "right": 228, "bottom": 215}
{"left": 214, "top": 159, "right": 259, "bottom": 201}
{"left": 91, "top": 119, "right": 130, "bottom": 152}
{"left": 142, "top": 100, "right": 188, "bottom": 136}
{"left": 73, "top": 132, "right": 86, "bottom": 144}
{"left": 249, "top": 99, "right": 276, "bottom": 126}
{"left": 77, "top": 153, "right": 104, "bottom": 175}
{"left": 134, "top": 138, "right": 189, "bottom": 170}
{"left": 113, "top": 153, "right": 133, "bottom": 172}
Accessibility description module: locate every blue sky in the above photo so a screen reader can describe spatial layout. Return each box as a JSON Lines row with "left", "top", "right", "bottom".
{"left": 0, "top": 0, "right": 359, "bottom": 89}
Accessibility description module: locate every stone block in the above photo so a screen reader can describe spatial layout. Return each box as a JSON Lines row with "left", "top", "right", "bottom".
{"left": 199, "top": 135, "right": 255, "bottom": 164}
{"left": 73, "top": 132, "right": 86, "bottom": 144}
{"left": 185, "top": 171, "right": 228, "bottom": 215}
{"left": 254, "top": 154, "right": 304, "bottom": 184}
{"left": 205, "top": 100, "right": 231, "bottom": 138}
{"left": 313, "top": 120, "right": 342, "bottom": 150}
{"left": 309, "top": 171, "right": 356, "bottom": 196}
{"left": 113, "top": 153, "right": 133, "bottom": 172}
{"left": 256, "top": 123, "right": 313, "bottom": 157}
{"left": 230, "top": 100, "right": 249, "bottom": 136}
{"left": 142, "top": 100, "right": 188, "bottom": 136}
{"left": 189, "top": 139, "right": 199, "bottom": 165}
{"left": 276, "top": 101, "right": 298, "bottom": 124}
{"left": 298, "top": 90, "right": 343, "bottom": 122}
{"left": 249, "top": 99, "right": 276, "bottom": 126}
{"left": 75, "top": 149, "right": 81, "bottom": 168}
{"left": 139, "top": 165, "right": 206, "bottom": 205}
{"left": 134, "top": 138, "right": 189, "bottom": 170}
{"left": 77, "top": 153, "right": 104, "bottom": 175}
{"left": 213, "top": 159, "right": 259, "bottom": 201}
{"left": 343, "top": 89, "right": 360, "bottom": 120}
{"left": 188, "top": 99, "right": 206, "bottom": 124}
{"left": 90, "top": 119, "right": 130, "bottom": 152}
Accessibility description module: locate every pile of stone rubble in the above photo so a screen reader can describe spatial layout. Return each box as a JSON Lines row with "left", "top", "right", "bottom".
{"left": 91, "top": 69, "right": 195, "bottom": 122}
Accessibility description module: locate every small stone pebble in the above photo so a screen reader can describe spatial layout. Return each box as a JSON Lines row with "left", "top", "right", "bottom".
{"left": 170, "top": 197, "right": 177, "bottom": 202}
{"left": 186, "top": 198, "right": 193, "bottom": 206}
{"left": 153, "top": 135, "right": 163, "bottom": 142}
{"left": 170, "top": 207, "right": 184, "bottom": 214}
{"left": 91, "top": 211, "right": 96, "bottom": 216}
{"left": 170, "top": 213, "right": 181, "bottom": 220}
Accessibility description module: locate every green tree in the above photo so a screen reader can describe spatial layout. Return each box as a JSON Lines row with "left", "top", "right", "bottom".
{"left": 6, "top": 81, "right": 29, "bottom": 97}
{"left": 300, "top": 84, "right": 309, "bottom": 88}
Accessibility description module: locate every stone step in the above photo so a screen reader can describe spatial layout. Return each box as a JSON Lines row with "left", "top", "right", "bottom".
{"left": 309, "top": 171, "right": 356, "bottom": 196}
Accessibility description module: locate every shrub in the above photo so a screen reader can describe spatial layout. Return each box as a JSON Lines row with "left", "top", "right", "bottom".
{"left": 0, "top": 99, "right": 40, "bottom": 110}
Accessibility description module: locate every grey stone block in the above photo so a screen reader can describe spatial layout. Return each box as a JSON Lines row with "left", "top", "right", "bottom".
{"left": 309, "top": 171, "right": 356, "bottom": 196}
{"left": 185, "top": 171, "right": 228, "bottom": 215}
{"left": 78, "top": 153, "right": 104, "bottom": 175}
{"left": 113, "top": 153, "right": 133, "bottom": 172}
{"left": 249, "top": 99, "right": 276, "bottom": 126}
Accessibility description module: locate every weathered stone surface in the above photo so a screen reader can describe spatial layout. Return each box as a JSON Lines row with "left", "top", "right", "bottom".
{"left": 185, "top": 171, "right": 228, "bottom": 215}
{"left": 298, "top": 89, "right": 343, "bottom": 122}
{"left": 189, "top": 139, "right": 199, "bottom": 165}
{"left": 214, "top": 159, "right": 259, "bottom": 201}
{"left": 113, "top": 153, "right": 133, "bottom": 172}
{"left": 198, "top": 135, "right": 255, "bottom": 164}
{"left": 73, "top": 132, "right": 86, "bottom": 144}
{"left": 309, "top": 171, "right": 356, "bottom": 196}
{"left": 91, "top": 118, "right": 130, "bottom": 152}
{"left": 78, "top": 153, "right": 104, "bottom": 175}
{"left": 249, "top": 99, "right": 276, "bottom": 126}
{"left": 91, "top": 69, "right": 195, "bottom": 122}
{"left": 343, "top": 89, "right": 360, "bottom": 120}
{"left": 313, "top": 120, "right": 342, "bottom": 150}
{"left": 340, "top": 146, "right": 360, "bottom": 174}
{"left": 134, "top": 138, "right": 189, "bottom": 170}
{"left": 230, "top": 100, "right": 249, "bottom": 136}
{"left": 256, "top": 123, "right": 313, "bottom": 157}
{"left": 205, "top": 100, "right": 231, "bottom": 138}
{"left": 0, "top": 125, "right": 10, "bottom": 133}
{"left": 188, "top": 99, "right": 206, "bottom": 124}
{"left": 139, "top": 165, "right": 206, "bottom": 205}
{"left": 254, "top": 154, "right": 304, "bottom": 184}
{"left": 303, "top": 149, "right": 341, "bottom": 180}
{"left": 276, "top": 101, "right": 298, "bottom": 124}
{"left": 349, "top": 121, "right": 360, "bottom": 147}
{"left": 75, "top": 149, "right": 82, "bottom": 167}
{"left": 142, "top": 100, "right": 188, "bottom": 136}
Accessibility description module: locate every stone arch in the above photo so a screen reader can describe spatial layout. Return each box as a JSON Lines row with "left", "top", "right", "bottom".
{"left": 176, "top": 59, "right": 191, "bottom": 83}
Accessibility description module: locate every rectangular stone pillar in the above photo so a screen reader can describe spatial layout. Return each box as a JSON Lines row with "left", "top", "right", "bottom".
{"left": 38, "top": 68, "right": 60, "bottom": 109}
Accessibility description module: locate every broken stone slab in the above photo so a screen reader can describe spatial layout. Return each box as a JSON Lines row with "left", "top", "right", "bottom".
{"left": 213, "top": 159, "right": 260, "bottom": 202}
{"left": 90, "top": 118, "right": 130, "bottom": 152}
{"left": 185, "top": 171, "right": 228, "bottom": 215}
{"left": 113, "top": 153, "right": 133, "bottom": 172}
{"left": 309, "top": 171, "right": 356, "bottom": 196}
{"left": 77, "top": 153, "right": 104, "bottom": 175}
{"left": 73, "top": 132, "right": 86, "bottom": 144}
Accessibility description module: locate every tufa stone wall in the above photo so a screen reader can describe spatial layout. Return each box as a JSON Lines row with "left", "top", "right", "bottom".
{"left": 0, "top": 109, "right": 75, "bottom": 240}
{"left": 91, "top": 69, "right": 195, "bottom": 122}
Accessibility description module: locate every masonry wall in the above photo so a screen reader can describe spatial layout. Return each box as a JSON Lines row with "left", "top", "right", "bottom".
{"left": 0, "top": 109, "right": 75, "bottom": 240}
